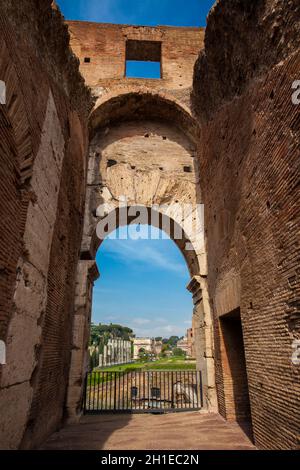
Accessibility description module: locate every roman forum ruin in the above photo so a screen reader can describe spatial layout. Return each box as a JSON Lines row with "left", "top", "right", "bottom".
{"left": 0, "top": 0, "right": 299, "bottom": 450}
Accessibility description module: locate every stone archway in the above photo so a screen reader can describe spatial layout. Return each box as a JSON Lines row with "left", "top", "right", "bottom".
{"left": 90, "top": 88, "right": 200, "bottom": 144}
{"left": 66, "top": 92, "right": 217, "bottom": 420}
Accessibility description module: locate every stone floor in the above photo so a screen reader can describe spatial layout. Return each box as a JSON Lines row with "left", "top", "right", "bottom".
{"left": 41, "top": 412, "right": 256, "bottom": 450}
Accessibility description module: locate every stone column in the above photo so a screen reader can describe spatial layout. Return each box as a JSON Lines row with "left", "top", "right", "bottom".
{"left": 115, "top": 339, "right": 118, "bottom": 364}
{"left": 66, "top": 260, "right": 99, "bottom": 422}
{"left": 119, "top": 339, "right": 122, "bottom": 364}
{"left": 187, "top": 275, "right": 217, "bottom": 411}
{"left": 108, "top": 340, "right": 112, "bottom": 366}
{"left": 123, "top": 340, "right": 126, "bottom": 364}
{"left": 104, "top": 345, "right": 106, "bottom": 366}
{"left": 98, "top": 353, "right": 103, "bottom": 368}
{"left": 107, "top": 344, "right": 109, "bottom": 366}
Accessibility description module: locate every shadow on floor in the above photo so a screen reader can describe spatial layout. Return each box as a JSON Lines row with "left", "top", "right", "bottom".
{"left": 40, "top": 413, "right": 133, "bottom": 450}
{"left": 40, "top": 412, "right": 256, "bottom": 450}
{"left": 236, "top": 419, "right": 254, "bottom": 443}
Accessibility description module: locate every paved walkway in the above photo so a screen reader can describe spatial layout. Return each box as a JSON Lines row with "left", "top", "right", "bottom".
{"left": 41, "top": 412, "right": 255, "bottom": 450}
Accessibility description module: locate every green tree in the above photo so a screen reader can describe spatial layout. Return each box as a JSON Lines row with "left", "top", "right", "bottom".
{"left": 168, "top": 336, "right": 180, "bottom": 347}
{"left": 138, "top": 348, "right": 151, "bottom": 362}
{"left": 173, "top": 347, "right": 186, "bottom": 357}
{"left": 89, "top": 322, "right": 133, "bottom": 345}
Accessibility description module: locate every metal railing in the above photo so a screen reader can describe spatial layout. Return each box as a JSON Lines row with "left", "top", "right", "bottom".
{"left": 83, "top": 370, "right": 203, "bottom": 413}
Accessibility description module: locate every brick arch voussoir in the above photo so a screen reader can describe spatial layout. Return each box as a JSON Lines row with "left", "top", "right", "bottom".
{"left": 89, "top": 88, "right": 200, "bottom": 144}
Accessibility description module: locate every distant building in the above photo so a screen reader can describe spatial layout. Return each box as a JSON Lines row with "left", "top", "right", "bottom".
{"left": 177, "top": 328, "right": 195, "bottom": 357}
{"left": 176, "top": 336, "right": 189, "bottom": 355}
{"left": 89, "top": 338, "right": 132, "bottom": 368}
{"left": 99, "top": 338, "right": 132, "bottom": 367}
{"left": 187, "top": 327, "right": 195, "bottom": 358}
{"left": 154, "top": 340, "right": 163, "bottom": 356}
{"left": 133, "top": 337, "right": 162, "bottom": 359}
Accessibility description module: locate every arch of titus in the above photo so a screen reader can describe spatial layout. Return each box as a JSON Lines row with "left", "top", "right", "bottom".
{"left": 0, "top": 0, "right": 299, "bottom": 450}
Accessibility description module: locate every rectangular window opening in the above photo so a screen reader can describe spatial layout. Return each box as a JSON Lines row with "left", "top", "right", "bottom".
{"left": 125, "top": 40, "right": 162, "bottom": 79}
{"left": 184, "top": 166, "right": 193, "bottom": 173}
{"left": 219, "top": 308, "right": 254, "bottom": 441}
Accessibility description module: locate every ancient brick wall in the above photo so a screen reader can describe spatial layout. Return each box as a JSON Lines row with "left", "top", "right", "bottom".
{"left": 67, "top": 21, "right": 204, "bottom": 107}
{"left": 193, "top": 0, "right": 300, "bottom": 450}
{"left": 0, "top": 0, "right": 92, "bottom": 449}
{"left": 65, "top": 21, "right": 218, "bottom": 415}
{"left": 2, "top": 0, "right": 298, "bottom": 451}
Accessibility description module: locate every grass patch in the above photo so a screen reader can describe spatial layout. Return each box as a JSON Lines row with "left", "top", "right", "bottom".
{"left": 93, "top": 357, "right": 196, "bottom": 374}
{"left": 88, "top": 358, "right": 196, "bottom": 385}
{"left": 98, "top": 363, "right": 144, "bottom": 373}
{"left": 143, "top": 362, "right": 195, "bottom": 370}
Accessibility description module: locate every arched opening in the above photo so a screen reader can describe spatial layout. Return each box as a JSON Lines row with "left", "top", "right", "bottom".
{"left": 85, "top": 218, "right": 203, "bottom": 414}
{"left": 92, "top": 222, "right": 194, "bottom": 360}
{"left": 90, "top": 89, "right": 200, "bottom": 144}
{"left": 66, "top": 91, "right": 217, "bottom": 420}
{"left": 82, "top": 91, "right": 203, "bottom": 268}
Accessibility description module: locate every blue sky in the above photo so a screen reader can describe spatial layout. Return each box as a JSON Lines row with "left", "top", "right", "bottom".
{"left": 55, "top": 1, "right": 215, "bottom": 338}
{"left": 126, "top": 61, "right": 161, "bottom": 79}
{"left": 56, "top": 0, "right": 215, "bottom": 27}
{"left": 93, "top": 227, "right": 193, "bottom": 338}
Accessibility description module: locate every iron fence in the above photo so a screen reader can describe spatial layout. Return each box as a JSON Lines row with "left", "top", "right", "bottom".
{"left": 83, "top": 370, "right": 203, "bottom": 413}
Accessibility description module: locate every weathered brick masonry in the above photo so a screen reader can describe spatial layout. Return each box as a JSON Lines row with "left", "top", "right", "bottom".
{"left": 64, "top": 21, "right": 219, "bottom": 421}
{"left": 0, "top": 0, "right": 92, "bottom": 449}
{"left": 0, "top": 0, "right": 299, "bottom": 451}
{"left": 193, "top": 0, "right": 300, "bottom": 449}
{"left": 67, "top": 20, "right": 204, "bottom": 104}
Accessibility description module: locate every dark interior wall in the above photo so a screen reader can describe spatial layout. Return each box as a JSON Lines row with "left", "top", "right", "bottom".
{"left": 0, "top": 0, "right": 92, "bottom": 449}
{"left": 193, "top": 0, "right": 300, "bottom": 449}
{"left": 0, "top": 0, "right": 91, "bottom": 362}
{"left": 193, "top": 0, "right": 300, "bottom": 121}
{"left": 0, "top": 0, "right": 299, "bottom": 451}
{"left": 0, "top": 80, "right": 22, "bottom": 354}
{"left": 217, "top": 309, "right": 252, "bottom": 424}
{"left": 20, "top": 113, "right": 88, "bottom": 449}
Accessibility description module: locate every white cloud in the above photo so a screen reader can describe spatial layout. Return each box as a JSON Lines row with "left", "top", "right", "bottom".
{"left": 131, "top": 317, "right": 151, "bottom": 326}
{"left": 102, "top": 238, "right": 187, "bottom": 276}
{"left": 97, "top": 314, "right": 122, "bottom": 323}
{"left": 154, "top": 317, "right": 167, "bottom": 323}
{"left": 133, "top": 322, "right": 186, "bottom": 338}
{"left": 92, "top": 310, "right": 188, "bottom": 338}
